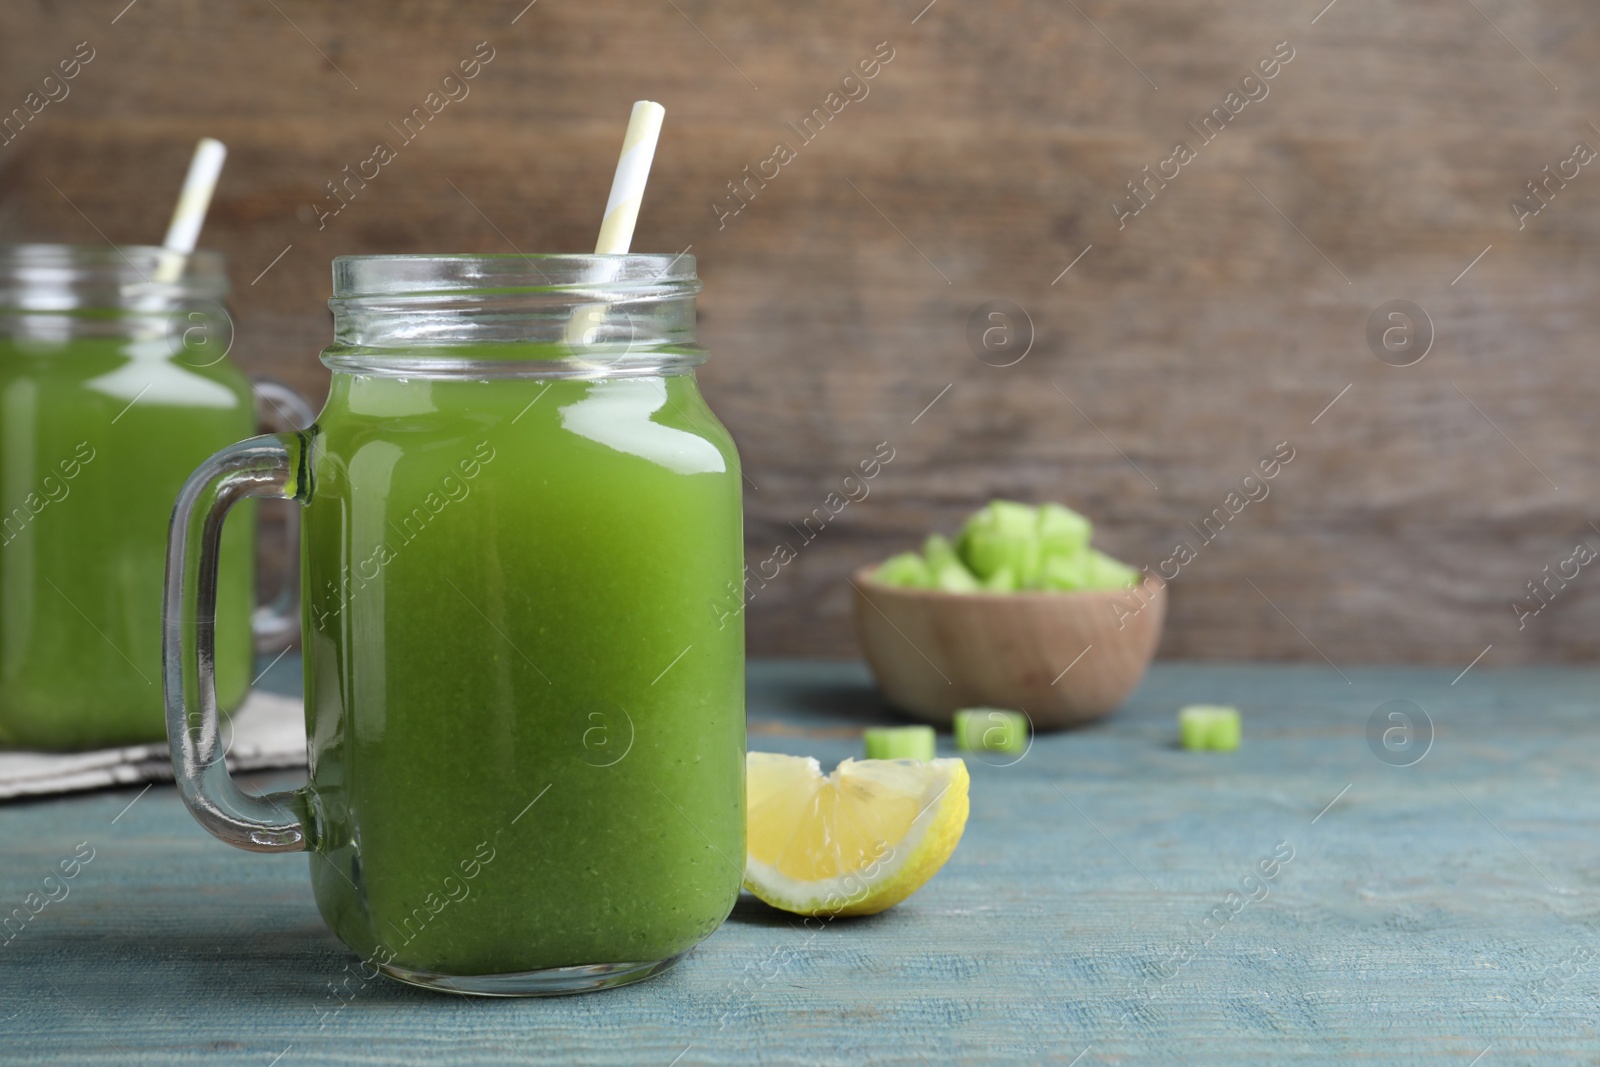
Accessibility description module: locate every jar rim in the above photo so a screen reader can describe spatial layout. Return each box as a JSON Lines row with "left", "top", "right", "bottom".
{"left": 331, "top": 252, "right": 697, "bottom": 299}
{"left": 0, "top": 242, "right": 227, "bottom": 279}
{"left": 325, "top": 253, "right": 704, "bottom": 375}
{"left": 0, "top": 243, "right": 229, "bottom": 320}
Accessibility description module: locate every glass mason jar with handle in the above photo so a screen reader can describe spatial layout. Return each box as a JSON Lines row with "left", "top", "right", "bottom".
{"left": 165, "top": 254, "right": 746, "bottom": 995}
{"left": 0, "top": 244, "right": 306, "bottom": 750}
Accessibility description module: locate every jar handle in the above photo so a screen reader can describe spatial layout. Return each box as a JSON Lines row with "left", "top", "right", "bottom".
{"left": 163, "top": 432, "right": 311, "bottom": 853}
{"left": 249, "top": 379, "right": 315, "bottom": 653}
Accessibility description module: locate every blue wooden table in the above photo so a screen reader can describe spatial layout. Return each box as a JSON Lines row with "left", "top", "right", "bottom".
{"left": 3, "top": 658, "right": 1598, "bottom": 1064}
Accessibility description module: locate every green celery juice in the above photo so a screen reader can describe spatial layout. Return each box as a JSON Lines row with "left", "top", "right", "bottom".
{"left": 302, "top": 363, "right": 746, "bottom": 976}
{"left": 0, "top": 335, "right": 255, "bottom": 749}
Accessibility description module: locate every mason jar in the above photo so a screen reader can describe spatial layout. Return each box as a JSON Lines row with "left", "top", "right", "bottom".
{"left": 165, "top": 253, "right": 747, "bottom": 995}
{"left": 0, "top": 244, "right": 302, "bottom": 750}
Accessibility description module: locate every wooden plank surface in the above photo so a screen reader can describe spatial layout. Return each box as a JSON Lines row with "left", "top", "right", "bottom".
{"left": 3, "top": 656, "right": 1598, "bottom": 1063}
{"left": 2, "top": 1, "right": 1599, "bottom": 663}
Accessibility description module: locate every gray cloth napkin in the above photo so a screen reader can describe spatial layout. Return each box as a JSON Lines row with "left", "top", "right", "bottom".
{"left": 0, "top": 690, "right": 306, "bottom": 800}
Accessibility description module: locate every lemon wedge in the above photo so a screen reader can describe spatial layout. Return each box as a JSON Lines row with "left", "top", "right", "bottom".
{"left": 743, "top": 752, "right": 969, "bottom": 917}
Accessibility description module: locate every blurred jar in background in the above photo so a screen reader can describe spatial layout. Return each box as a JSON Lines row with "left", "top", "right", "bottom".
{"left": 0, "top": 244, "right": 298, "bottom": 750}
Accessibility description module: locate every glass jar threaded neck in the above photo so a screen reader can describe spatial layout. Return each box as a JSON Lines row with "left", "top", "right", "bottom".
{"left": 324, "top": 253, "right": 703, "bottom": 380}
{"left": 0, "top": 244, "right": 229, "bottom": 343}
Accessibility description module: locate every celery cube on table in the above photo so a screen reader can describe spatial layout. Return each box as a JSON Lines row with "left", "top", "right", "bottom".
{"left": 1179, "top": 705, "right": 1241, "bottom": 751}
{"left": 954, "top": 708, "right": 1029, "bottom": 754}
{"left": 863, "top": 725, "right": 937, "bottom": 761}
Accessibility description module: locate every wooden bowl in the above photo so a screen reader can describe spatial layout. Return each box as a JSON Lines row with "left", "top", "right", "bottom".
{"left": 851, "top": 568, "right": 1166, "bottom": 729}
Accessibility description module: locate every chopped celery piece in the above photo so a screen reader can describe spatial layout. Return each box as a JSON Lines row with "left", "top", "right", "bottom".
{"left": 957, "top": 500, "right": 1044, "bottom": 585}
{"left": 867, "top": 499, "right": 1137, "bottom": 596}
{"left": 874, "top": 551, "right": 932, "bottom": 588}
{"left": 1208, "top": 712, "right": 1242, "bottom": 751}
{"left": 1037, "top": 502, "right": 1093, "bottom": 558}
{"left": 863, "top": 725, "right": 936, "bottom": 761}
{"left": 921, "top": 535, "right": 977, "bottom": 592}
{"left": 982, "top": 564, "right": 1017, "bottom": 593}
{"left": 1039, "top": 553, "right": 1090, "bottom": 591}
{"left": 1179, "top": 705, "right": 1241, "bottom": 751}
{"left": 1040, "top": 548, "right": 1137, "bottom": 591}
{"left": 1083, "top": 549, "right": 1140, "bottom": 590}
{"left": 1178, "top": 708, "right": 1213, "bottom": 750}
{"left": 933, "top": 559, "right": 982, "bottom": 593}
{"left": 954, "top": 708, "right": 1029, "bottom": 754}
{"left": 971, "top": 500, "right": 1038, "bottom": 542}
{"left": 923, "top": 533, "right": 960, "bottom": 570}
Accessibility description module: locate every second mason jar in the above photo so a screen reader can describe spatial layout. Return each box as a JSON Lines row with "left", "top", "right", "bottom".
{"left": 0, "top": 244, "right": 301, "bottom": 750}
{"left": 166, "top": 253, "right": 746, "bottom": 994}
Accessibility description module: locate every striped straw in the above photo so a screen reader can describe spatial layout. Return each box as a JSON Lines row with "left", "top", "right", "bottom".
{"left": 593, "top": 101, "right": 665, "bottom": 255}
{"left": 154, "top": 137, "right": 227, "bottom": 284}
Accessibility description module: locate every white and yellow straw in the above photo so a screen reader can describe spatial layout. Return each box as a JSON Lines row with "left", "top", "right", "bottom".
{"left": 594, "top": 100, "right": 665, "bottom": 255}
{"left": 154, "top": 137, "right": 227, "bottom": 284}
{"left": 567, "top": 101, "right": 666, "bottom": 348}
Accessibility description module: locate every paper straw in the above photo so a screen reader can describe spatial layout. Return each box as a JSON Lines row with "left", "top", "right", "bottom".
{"left": 593, "top": 101, "right": 665, "bottom": 255}
{"left": 565, "top": 102, "right": 666, "bottom": 352}
{"left": 154, "top": 137, "right": 227, "bottom": 284}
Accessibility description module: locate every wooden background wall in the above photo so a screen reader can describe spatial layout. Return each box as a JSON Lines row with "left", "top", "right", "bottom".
{"left": 2, "top": 0, "right": 1597, "bottom": 665}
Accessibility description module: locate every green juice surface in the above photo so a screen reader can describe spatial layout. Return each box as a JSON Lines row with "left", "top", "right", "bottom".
{"left": 0, "top": 335, "right": 255, "bottom": 749}
{"left": 302, "top": 368, "right": 746, "bottom": 976}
